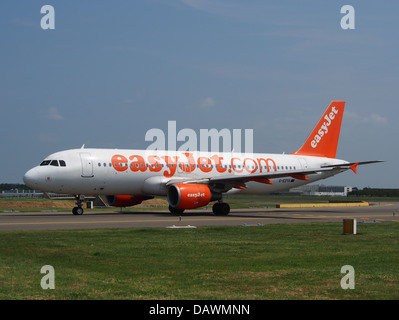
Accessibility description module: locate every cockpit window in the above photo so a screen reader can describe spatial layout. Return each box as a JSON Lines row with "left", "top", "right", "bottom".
{"left": 50, "top": 160, "right": 59, "bottom": 166}
{"left": 39, "top": 159, "right": 66, "bottom": 167}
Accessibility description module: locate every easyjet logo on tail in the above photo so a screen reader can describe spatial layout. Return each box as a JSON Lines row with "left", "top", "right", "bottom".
{"left": 311, "top": 106, "right": 339, "bottom": 149}
{"left": 292, "top": 101, "right": 345, "bottom": 159}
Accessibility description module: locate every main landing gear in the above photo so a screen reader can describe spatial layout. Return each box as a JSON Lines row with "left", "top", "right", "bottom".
{"left": 72, "top": 195, "right": 85, "bottom": 215}
{"left": 168, "top": 201, "right": 230, "bottom": 215}
{"left": 168, "top": 205, "right": 185, "bottom": 215}
{"left": 212, "top": 201, "right": 230, "bottom": 216}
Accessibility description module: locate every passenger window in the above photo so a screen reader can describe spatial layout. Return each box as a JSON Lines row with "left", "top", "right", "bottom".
{"left": 59, "top": 160, "right": 66, "bottom": 167}
{"left": 50, "top": 160, "right": 59, "bottom": 166}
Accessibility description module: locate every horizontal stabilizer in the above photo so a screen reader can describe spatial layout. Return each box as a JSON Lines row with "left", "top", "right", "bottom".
{"left": 321, "top": 160, "right": 384, "bottom": 174}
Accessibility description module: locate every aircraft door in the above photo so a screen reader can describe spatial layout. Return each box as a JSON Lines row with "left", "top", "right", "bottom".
{"left": 80, "top": 153, "right": 94, "bottom": 177}
{"left": 298, "top": 158, "right": 308, "bottom": 169}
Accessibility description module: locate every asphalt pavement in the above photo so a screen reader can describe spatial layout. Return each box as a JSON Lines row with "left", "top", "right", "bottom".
{"left": 0, "top": 202, "right": 397, "bottom": 231}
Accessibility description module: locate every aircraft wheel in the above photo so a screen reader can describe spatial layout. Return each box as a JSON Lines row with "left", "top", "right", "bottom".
{"left": 169, "top": 205, "right": 185, "bottom": 215}
{"left": 72, "top": 207, "right": 84, "bottom": 215}
{"left": 221, "top": 203, "right": 230, "bottom": 215}
{"left": 212, "top": 202, "right": 230, "bottom": 215}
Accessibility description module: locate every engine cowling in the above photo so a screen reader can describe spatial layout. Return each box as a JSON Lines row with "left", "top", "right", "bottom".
{"left": 105, "top": 195, "right": 145, "bottom": 207}
{"left": 167, "top": 183, "right": 220, "bottom": 210}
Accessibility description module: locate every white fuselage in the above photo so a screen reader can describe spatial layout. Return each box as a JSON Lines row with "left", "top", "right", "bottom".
{"left": 23, "top": 148, "right": 347, "bottom": 196}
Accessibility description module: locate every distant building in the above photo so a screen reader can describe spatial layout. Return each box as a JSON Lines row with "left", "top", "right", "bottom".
{"left": 288, "top": 185, "right": 353, "bottom": 196}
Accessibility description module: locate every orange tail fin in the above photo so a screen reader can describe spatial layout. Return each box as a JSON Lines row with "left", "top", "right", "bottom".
{"left": 292, "top": 101, "right": 345, "bottom": 158}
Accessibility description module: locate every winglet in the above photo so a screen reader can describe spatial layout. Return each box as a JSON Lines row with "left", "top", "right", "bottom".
{"left": 349, "top": 162, "right": 360, "bottom": 174}
{"left": 292, "top": 101, "right": 345, "bottom": 158}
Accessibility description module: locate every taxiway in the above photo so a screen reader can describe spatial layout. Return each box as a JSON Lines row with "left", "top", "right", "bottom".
{"left": 0, "top": 202, "right": 397, "bottom": 231}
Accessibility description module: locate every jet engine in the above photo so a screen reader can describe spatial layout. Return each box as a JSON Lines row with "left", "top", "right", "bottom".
{"left": 167, "top": 183, "right": 221, "bottom": 210}
{"left": 105, "top": 195, "right": 147, "bottom": 207}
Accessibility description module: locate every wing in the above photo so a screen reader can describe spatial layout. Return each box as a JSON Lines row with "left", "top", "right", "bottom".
{"left": 207, "top": 167, "right": 337, "bottom": 191}
{"left": 165, "top": 160, "right": 384, "bottom": 192}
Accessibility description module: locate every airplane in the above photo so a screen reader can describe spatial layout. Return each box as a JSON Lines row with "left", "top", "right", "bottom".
{"left": 23, "top": 101, "right": 382, "bottom": 215}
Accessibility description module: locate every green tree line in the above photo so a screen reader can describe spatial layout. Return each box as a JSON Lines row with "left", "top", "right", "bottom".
{"left": 349, "top": 187, "right": 399, "bottom": 197}
{"left": 0, "top": 183, "right": 33, "bottom": 192}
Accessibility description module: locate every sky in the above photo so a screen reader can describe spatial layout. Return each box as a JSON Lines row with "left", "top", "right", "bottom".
{"left": 0, "top": 0, "right": 398, "bottom": 188}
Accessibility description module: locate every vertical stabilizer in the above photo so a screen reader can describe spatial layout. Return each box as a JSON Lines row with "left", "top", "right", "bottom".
{"left": 292, "top": 101, "right": 345, "bottom": 158}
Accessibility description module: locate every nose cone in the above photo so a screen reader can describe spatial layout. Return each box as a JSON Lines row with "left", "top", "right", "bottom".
{"left": 23, "top": 168, "right": 39, "bottom": 189}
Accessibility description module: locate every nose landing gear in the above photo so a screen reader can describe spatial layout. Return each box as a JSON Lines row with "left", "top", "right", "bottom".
{"left": 72, "top": 195, "right": 85, "bottom": 215}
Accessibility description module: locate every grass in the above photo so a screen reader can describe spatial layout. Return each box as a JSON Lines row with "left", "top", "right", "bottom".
{"left": 1, "top": 194, "right": 398, "bottom": 212}
{"left": 0, "top": 222, "right": 398, "bottom": 300}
